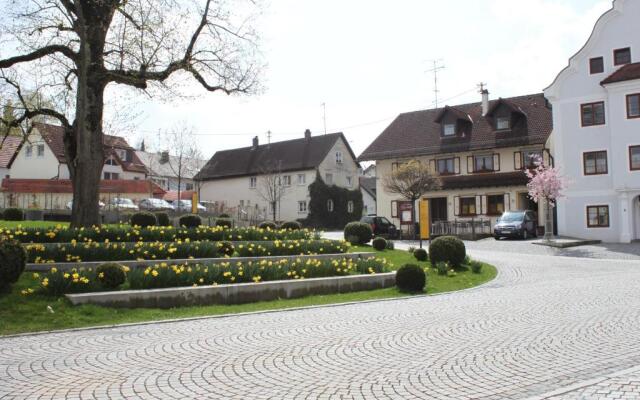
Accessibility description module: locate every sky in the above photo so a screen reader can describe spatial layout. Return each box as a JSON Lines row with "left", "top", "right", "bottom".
{"left": 123, "top": 0, "right": 612, "bottom": 162}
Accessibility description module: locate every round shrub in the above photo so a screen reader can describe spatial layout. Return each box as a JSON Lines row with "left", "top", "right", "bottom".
{"left": 154, "top": 212, "right": 171, "bottom": 227}
{"left": 429, "top": 236, "right": 466, "bottom": 268}
{"left": 395, "top": 264, "right": 426, "bottom": 293}
{"left": 280, "top": 221, "right": 302, "bottom": 230}
{"left": 219, "top": 213, "right": 231, "bottom": 218}
{"left": 258, "top": 221, "right": 277, "bottom": 230}
{"left": 343, "top": 222, "right": 373, "bottom": 245}
{"left": 179, "top": 214, "right": 202, "bottom": 228}
{"left": 0, "top": 238, "right": 27, "bottom": 289}
{"left": 217, "top": 240, "right": 235, "bottom": 257}
{"left": 130, "top": 211, "right": 157, "bottom": 228}
{"left": 3, "top": 208, "right": 24, "bottom": 221}
{"left": 372, "top": 236, "right": 387, "bottom": 251}
{"left": 216, "top": 218, "right": 233, "bottom": 228}
{"left": 413, "top": 248, "right": 428, "bottom": 262}
{"left": 96, "top": 263, "right": 126, "bottom": 289}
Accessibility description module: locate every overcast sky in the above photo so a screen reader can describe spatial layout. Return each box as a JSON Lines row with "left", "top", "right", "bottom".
{"left": 127, "top": 0, "right": 612, "bottom": 161}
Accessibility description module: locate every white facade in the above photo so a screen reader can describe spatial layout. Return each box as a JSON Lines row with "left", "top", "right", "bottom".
{"left": 361, "top": 186, "right": 376, "bottom": 216}
{"left": 544, "top": 0, "right": 640, "bottom": 242}
{"left": 199, "top": 138, "right": 360, "bottom": 222}
{"left": 10, "top": 132, "right": 66, "bottom": 179}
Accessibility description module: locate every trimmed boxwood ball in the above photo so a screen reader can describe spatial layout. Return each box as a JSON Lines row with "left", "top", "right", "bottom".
{"left": 343, "top": 222, "right": 373, "bottom": 245}
{"left": 3, "top": 208, "right": 24, "bottom": 221}
{"left": 429, "top": 236, "right": 466, "bottom": 268}
{"left": 0, "top": 238, "right": 27, "bottom": 289}
{"left": 372, "top": 236, "right": 387, "bottom": 251}
{"left": 216, "top": 218, "right": 233, "bottom": 228}
{"left": 154, "top": 212, "right": 171, "bottom": 227}
{"left": 258, "top": 221, "right": 277, "bottom": 230}
{"left": 217, "top": 240, "right": 235, "bottom": 257}
{"left": 130, "top": 211, "right": 158, "bottom": 228}
{"left": 413, "top": 248, "right": 428, "bottom": 261}
{"left": 395, "top": 264, "right": 426, "bottom": 293}
{"left": 96, "top": 263, "right": 126, "bottom": 289}
{"left": 280, "top": 221, "right": 302, "bottom": 230}
{"left": 179, "top": 214, "right": 202, "bottom": 228}
{"left": 218, "top": 213, "right": 231, "bottom": 218}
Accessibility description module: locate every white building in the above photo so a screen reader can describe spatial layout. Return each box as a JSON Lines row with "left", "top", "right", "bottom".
{"left": 196, "top": 130, "right": 360, "bottom": 222}
{"left": 544, "top": 0, "right": 640, "bottom": 242}
{"left": 136, "top": 150, "right": 207, "bottom": 192}
{"left": 360, "top": 176, "right": 376, "bottom": 216}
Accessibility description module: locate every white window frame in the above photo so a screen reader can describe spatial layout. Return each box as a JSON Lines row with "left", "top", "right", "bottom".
{"left": 325, "top": 173, "right": 333, "bottom": 185}
{"left": 298, "top": 200, "right": 307, "bottom": 213}
{"left": 346, "top": 176, "right": 353, "bottom": 187}
{"left": 249, "top": 176, "right": 257, "bottom": 188}
{"left": 336, "top": 151, "right": 343, "bottom": 164}
{"left": 327, "top": 199, "right": 334, "bottom": 212}
{"left": 347, "top": 200, "right": 354, "bottom": 213}
{"left": 297, "top": 173, "right": 306, "bottom": 185}
{"left": 443, "top": 124, "right": 456, "bottom": 136}
{"left": 36, "top": 144, "right": 45, "bottom": 157}
{"left": 25, "top": 145, "right": 33, "bottom": 157}
{"left": 496, "top": 117, "right": 510, "bottom": 130}
{"left": 283, "top": 175, "right": 291, "bottom": 186}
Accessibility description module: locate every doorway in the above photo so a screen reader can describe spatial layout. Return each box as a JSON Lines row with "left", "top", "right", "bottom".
{"left": 430, "top": 197, "right": 448, "bottom": 222}
{"left": 517, "top": 192, "right": 537, "bottom": 212}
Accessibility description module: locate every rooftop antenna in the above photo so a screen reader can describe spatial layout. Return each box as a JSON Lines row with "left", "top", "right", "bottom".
{"left": 321, "top": 102, "right": 327, "bottom": 135}
{"left": 426, "top": 59, "right": 445, "bottom": 108}
{"left": 266, "top": 130, "right": 272, "bottom": 145}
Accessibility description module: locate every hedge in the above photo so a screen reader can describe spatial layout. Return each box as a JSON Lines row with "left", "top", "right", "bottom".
{"left": 306, "top": 172, "right": 363, "bottom": 229}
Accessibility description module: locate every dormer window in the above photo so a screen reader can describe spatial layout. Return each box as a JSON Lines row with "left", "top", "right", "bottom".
{"left": 496, "top": 117, "right": 510, "bottom": 130}
{"left": 443, "top": 124, "right": 456, "bottom": 136}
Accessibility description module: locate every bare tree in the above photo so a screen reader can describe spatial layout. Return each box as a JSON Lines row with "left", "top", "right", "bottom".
{"left": 383, "top": 160, "right": 441, "bottom": 238}
{"left": 0, "top": 0, "right": 262, "bottom": 227}
{"left": 256, "top": 161, "right": 287, "bottom": 222}
{"left": 163, "top": 124, "right": 204, "bottom": 208}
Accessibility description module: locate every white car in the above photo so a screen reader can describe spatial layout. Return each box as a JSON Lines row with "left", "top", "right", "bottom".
{"left": 172, "top": 199, "right": 206, "bottom": 212}
{"left": 110, "top": 198, "right": 139, "bottom": 211}
{"left": 66, "top": 200, "right": 105, "bottom": 210}
{"left": 138, "top": 198, "right": 175, "bottom": 211}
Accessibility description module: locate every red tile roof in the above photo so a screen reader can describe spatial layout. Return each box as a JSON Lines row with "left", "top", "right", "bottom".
{"left": 33, "top": 123, "right": 147, "bottom": 173}
{"left": 601, "top": 62, "right": 640, "bottom": 85}
{"left": 163, "top": 190, "right": 196, "bottom": 201}
{"left": 0, "top": 135, "right": 23, "bottom": 169}
{"left": 358, "top": 93, "right": 552, "bottom": 161}
{"left": 1, "top": 179, "right": 165, "bottom": 195}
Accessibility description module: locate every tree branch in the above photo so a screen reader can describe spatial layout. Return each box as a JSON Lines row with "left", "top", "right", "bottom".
{"left": 0, "top": 45, "right": 77, "bottom": 69}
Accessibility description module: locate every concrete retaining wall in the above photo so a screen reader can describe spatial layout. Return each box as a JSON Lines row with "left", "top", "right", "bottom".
{"left": 26, "top": 252, "right": 375, "bottom": 272}
{"left": 66, "top": 272, "right": 397, "bottom": 309}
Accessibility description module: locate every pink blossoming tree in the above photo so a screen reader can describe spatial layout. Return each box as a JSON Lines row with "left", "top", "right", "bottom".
{"left": 525, "top": 156, "right": 568, "bottom": 241}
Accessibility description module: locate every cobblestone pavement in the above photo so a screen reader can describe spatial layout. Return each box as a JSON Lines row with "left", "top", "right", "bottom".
{"left": 2, "top": 248, "right": 640, "bottom": 399}
{"left": 548, "top": 368, "right": 640, "bottom": 399}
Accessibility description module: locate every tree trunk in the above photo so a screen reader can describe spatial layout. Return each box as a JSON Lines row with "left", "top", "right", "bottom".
{"left": 65, "top": 4, "right": 116, "bottom": 228}
{"left": 543, "top": 199, "right": 554, "bottom": 241}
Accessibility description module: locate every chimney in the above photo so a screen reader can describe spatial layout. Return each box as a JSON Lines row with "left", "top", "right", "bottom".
{"left": 304, "top": 129, "right": 311, "bottom": 140}
{"left": 160, "top": 151, "right": 169, "bottom": 164}
{"left": 252, "top": 136, "right": 259, "bottom": 149}
{"left": 481, "top": 88, "right": 490, "bottom": 116}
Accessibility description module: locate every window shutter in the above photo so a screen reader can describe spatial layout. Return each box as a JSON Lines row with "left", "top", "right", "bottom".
{"left": 503, "top": 193, "right": 510, "bottom": 211}
{"left": 493, "top": 154, "right": 501, "bottom": 171}
{"left": 514, "top": 152, "right": 523, "bottom": 170}
{"left": 391, "top": 200, "right": 398, "bottom": 218}
{"left": 454, "top": 157, "right": 461, "bottom": 174}
{"left": 453, "top": 196, "right": 460, "bottom": 216}
{"left": 475, "top": 195, "right": 482, "bottom": 215}
{"left": 481, "top": 195, "right": 488, "bottom": 215}
{"left": 543, "top": 149, "right": 551, "bottom": 167}
{"left": 467, "top": 156, "right": 474, "bottom": 173}
{"left": 429, "top": 159, "right": 436, "bottom": 172}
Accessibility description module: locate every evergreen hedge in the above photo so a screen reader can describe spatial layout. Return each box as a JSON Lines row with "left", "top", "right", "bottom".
{"left": 306, "top": 173, "right": 363, "bottom": 229}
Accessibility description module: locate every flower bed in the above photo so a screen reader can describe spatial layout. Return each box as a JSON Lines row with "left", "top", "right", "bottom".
{"left": 25, "top": 239, "right": 349, "bottom": 263}
{"left": 3, "top": 224, "right": 315, "bottom": 244}
{"left": 29, "top": 256, "right": 389, "bottom": 296}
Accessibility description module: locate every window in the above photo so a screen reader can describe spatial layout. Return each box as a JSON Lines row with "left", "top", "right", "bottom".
{"left": 436, "top": 158, "right": 455, "bottom": 175}
{"left": 297, "top": 173, "right": 306, "bottom": 185}
{"left": 587, "top": 205, "right": 609, "bottom": 228}
{"left": 37, "top": 144, "right": 45, "bottom": 157}
{"left": 630, "top": 146, "right": 640, "bottom": 171}
{"left": 589, "top": 57, "right": 604, "bottom": 74}
{"left": 185, "top": 183, "right": 194, "bottom": 191}
{"left": 249, "top": 176, "right": 257, "bottom": 188}
{"left": 103, "top": 172, "right": 119, "bottom": 180}
{"left": 25, "top": 145, "right": 33, "bottom": 157}
{"left": 443, "top": 123, "right": 456, "bottom": 136}
{"left": 346, "top": 176, "right": 353, "bottom": 187}
{"left": 459, "top": 197, "right": 476, "bottom": 216}
{"left": 335, "top": 151, "right": 343, "bottom": 164}
{"left": 614, "top": 47, "right": 631, "bottom": 66}
{"left": 105, "top": 158, "right": 117, "bottom": 166}
{"left": 325, "top": 173, "right": 333, "bottom": 185}
{"left": 523, "top": 150, "right": 543, "bottom": 168}
{"left": 298, "top": 201, "right": 307, "bottom": 213}
{"left": 496, "top": 117, "right": 510, "bottom": 130}
{"left": 627, "top": 94, "right": 640, "bottom": 119}
{"left": 474, "top": 154, "right": 494, "bottom": 172}
{"left": 347, "top": 201, "right": 354, "bottom": 213}
{"left": 581, "top": 102, "right": 605, "bottom": 126}
{"left": 282, "top": 175, "right": 291, "bottom": 186}
{"left": 583, "top": 151, "right": 608, "bottom": 175}
{"left": 487, "top": 195, "right": 505, "bottom": 215}
{"left": 327, "top": 199, "right": 334, "bottom": 212}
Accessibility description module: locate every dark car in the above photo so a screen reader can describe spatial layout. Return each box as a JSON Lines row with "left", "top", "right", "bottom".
{"left": 360, "top": 215, "right": 399, "bottom": 239}
{"left": 493, "top": 210, "right": 538, "bottom": 240}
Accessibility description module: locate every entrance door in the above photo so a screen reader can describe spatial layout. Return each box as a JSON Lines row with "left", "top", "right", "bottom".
{"left": 518, "top": 192, "right": 537, "bottom": 212}
{"left": 430, "top": 198, "right": 448, "bottom": 222}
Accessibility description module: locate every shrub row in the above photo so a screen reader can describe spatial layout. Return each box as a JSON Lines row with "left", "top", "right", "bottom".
{"left": 30, "top": 256, "right": 388, "bottom": 295}
{"left": 0, "top": 238, "right": 27, "bottom": 289}
{"left": 25, "top": 239, "right": 349, "bottom": 263}
{"left": 5, "top": 225, "right": 316, "bottom": 244}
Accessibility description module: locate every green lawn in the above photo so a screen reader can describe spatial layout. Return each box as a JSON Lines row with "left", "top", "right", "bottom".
{"left": 0, "top": 220, "right": 70, "bottom": 229}
{"left": 0, "top": 245, "right": 497, "bottom": 336}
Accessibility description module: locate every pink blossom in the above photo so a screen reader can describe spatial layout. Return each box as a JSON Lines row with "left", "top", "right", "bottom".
{"left": 525, "top": 155, "right": 567, "bottom": 206}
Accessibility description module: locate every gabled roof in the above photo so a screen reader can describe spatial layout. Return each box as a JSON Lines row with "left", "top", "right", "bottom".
{"left": 434, "top": 106, "right": 472, "bottom": 123}
{"left": 601, "top": 62, "right": 640, "bottom": 85}
{"left": 359, "top": 176, "right": 376, "bottom": 199}
{"left": 34, "top": 123, "right": 147, "bottom": 173}
{"left": 485, "top": 98, "right": 526, "bottom": 117}
{"left": 0, "top": 135, "right": 24, "bottom": 169}
{"left": 1, "top": 178, "right": 165, "bottom": 195}
{"left": 136, "top": 151, "right": 207, "bottom": 180}
{"left": 196, "top": 132, "right": 359, "bottom": 181}
{"left": 359, "top": 93, "right": 552, "bottom": 161}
